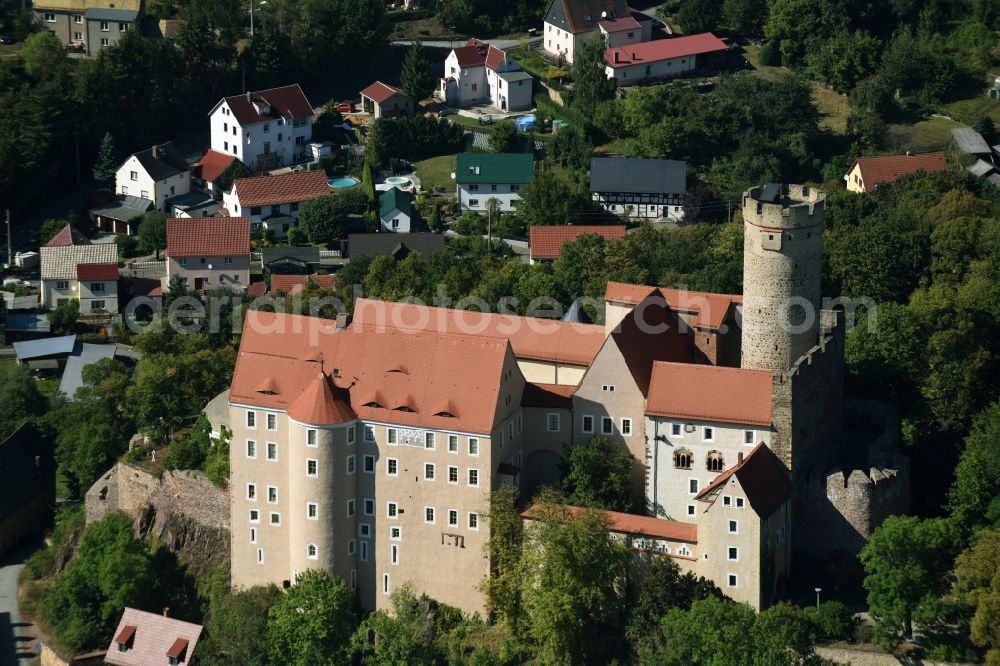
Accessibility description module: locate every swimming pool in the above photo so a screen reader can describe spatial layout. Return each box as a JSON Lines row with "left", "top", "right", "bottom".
{"left": 384, "top": 176, "right": 414, "bottom": 190}
{"left": 328, "top": 177, "right": 358, "bottom": 189}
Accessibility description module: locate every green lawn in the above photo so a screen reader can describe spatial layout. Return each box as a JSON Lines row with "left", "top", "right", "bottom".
{"left": 415, "top": 154, "right": 457, "bottom": 192}
{"left": 941, "top": 95, "right": 1000, "bottom": 127}
{"left": 886, "top": 115, "right": 965, "bottom": 153}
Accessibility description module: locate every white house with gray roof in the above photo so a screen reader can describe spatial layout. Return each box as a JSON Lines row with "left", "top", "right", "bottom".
{"left": 115, "top": 142, "right": 191, "bottom": 213}
{"left": 590, "top": 157, "right": 687, "bottom": 220}
{"left": 34, "top": 0, "right": 142, "bottom": 55}
{"left": 40, "top": 225, "right": 119, "bottom": 313}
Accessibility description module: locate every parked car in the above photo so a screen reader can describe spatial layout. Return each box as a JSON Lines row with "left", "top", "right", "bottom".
{"left": 437, "top": 108, "right": 457, "bottom": 117}
{"left": 0, "top": 34, "right": 16, "bottom": 45}
{"left": 3, "top": 278, "right": 30, "bottom": 287}
{"left": 333, "top": 100, "right": 354, "bottom": 113}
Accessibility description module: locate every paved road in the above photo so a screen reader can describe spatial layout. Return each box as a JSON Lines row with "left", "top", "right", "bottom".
{"left": 0, "top": 544, "right": 42, "bottom": 666}
{"left": 392, "top": 37, "right": 541, "bottom": 50}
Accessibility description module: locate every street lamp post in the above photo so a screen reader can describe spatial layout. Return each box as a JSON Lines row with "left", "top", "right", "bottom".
{"left": 815, "top": 587, "right": 822, "bottom": 609}
{"left": 249, "top": 0, "right": 267, "bottom": 38}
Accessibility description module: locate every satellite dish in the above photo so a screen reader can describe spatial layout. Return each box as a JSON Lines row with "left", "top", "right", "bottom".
{"left": 207, "top": 263, "right": 213, "bottom": 270}
{"left": 601, "top": 10, "right": 607, "bottom": 18}
{"left": 450, "top": 172, "right": 456, "bottom": 179}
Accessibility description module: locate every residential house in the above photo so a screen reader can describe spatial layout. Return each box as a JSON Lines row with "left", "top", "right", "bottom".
{"left": 360, "top": 82, "right": 415, "bottom": 118}
{"left": 165, "top": 217, "right": 251, "bottom": 291}
{"left": 115, "top": 142, "right": 191, "bottom": 213}
{"left": 844, "top": 152, "right": 947, "bottom": 192}
{"left": 543, "top": 0, "right": 652, "bottom": 64}
{"left": 0, "top": 424, "right": 55, "bottom": 560}
{"left": 455, "top": 153, "right": 534, "bottom": 212}
{"left": 268, "top": 274, "right": 337, "bottom": 296}
{"left": 590, "top": 157, "right": 687, "bottom": 220}
{"left": 528, "top": 224, "right": 625, "bottom": 264}
{"left": 40, "top": 225, "right": 119, "bottom": 313}
{"left": 378, "top": 187, "right": 414, "bottom": 233}
{"left": 13, "top": 335, "right": 78, "bottom": 370}
{"left": 604, "top": 32, "right": 729, "bottom": 85}
{"left": 167, "top": 190, "right": 222, "bottom": 218}
{"left": 439, "top": 39, "right": 534, "bottom": 111}
{"left": 90, "top": 195, "right": 152, "bottom": 235}
{"left": 223, "top": 170, "right": 330, "bottom": 239}
{"left": 194, "top": 149, "right": 238, "bottom": 193}
{"left": 346, "top": 233, "right": 445, "bottom": 260}
{"left": 35, "top": 0, "right": 142, "bottom": 56}
{"left": 208, "top": 85, "right": 315, "bottom": 173}
{"left": 105, "top": 607, "right": 202, "bottom": 666}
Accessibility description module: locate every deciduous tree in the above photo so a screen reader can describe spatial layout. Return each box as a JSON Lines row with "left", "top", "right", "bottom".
{"left": 561, "top": 435, "right": 635, "bottom": 512}
{"left": 267, "top": 570, "right": 356, "bottom": 665}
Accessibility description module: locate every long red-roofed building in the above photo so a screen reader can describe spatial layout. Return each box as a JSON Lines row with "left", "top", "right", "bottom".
{"left": 844, "top": 151, "right": 947, "bottom": 192}
{"left": 604, "top": 32, "right": 729, "bottom": 84}
{"left": 528, "top": 224, "right": 626, "bottom": 263}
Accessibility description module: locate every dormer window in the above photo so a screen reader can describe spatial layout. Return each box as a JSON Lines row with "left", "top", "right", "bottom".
{"left": 435, "top": 411, "right": 455, "bottom": 418}
{"left": 584, "top": 13, "right": 592, "bottom": 21}
{"left": 363, "top": 401, "right": 381, "bottom": 408}
{"left": 468, "top": 165, "right": 480, "bottom": 175}
{"left": 395, "top": 406, "right": 414, "bottom": 413}
{"left": 115, "top": 624, "right": 136, "bottom": 652}
{"left": 166, "top": 637, "right": 189, "bottom": 665}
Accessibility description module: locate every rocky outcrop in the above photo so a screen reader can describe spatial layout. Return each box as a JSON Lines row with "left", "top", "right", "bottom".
{"left": 85, "top": 461, "right": 230, "bottom": 575}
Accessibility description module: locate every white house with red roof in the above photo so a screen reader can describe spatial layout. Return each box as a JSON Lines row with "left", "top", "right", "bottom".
{"left": 604, "top": 32, "right": 729, "bottom": 84}
{"left": 360, "top": 81, "right": 414, "bottom": 118}
{"left": 439, "top": 39, "right": 533, "bottom": 111}
{"left": 844, "top": 151, "right": 947, "bottom": 193}
{"left": 165, "top": 217, "right": 251, "bottom": 292}
{"left": 208, "top": 85, "right": 315, "bottom": 173}
{"left": 543, "top": 0, "right": 652, "bottom": 63}
{"left": 194, "top": 148, "right": 238, "bottom": 192}
{"left": 222, "top": 170, "right": 330, "bottom": 239}
{"left": 39, "top": 224, "right": 119, "bottom": 313}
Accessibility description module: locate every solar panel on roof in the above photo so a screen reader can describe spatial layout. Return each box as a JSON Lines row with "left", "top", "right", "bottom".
{"left": 760, "top": 183, "right": 782, "bottom": 203}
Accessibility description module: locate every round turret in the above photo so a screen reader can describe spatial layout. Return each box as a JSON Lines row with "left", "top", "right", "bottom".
{"left": 741, "top": 184, "right": 825, "bottom": 372}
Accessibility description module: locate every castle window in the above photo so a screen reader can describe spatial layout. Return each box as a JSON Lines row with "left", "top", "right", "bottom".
{"left": 249, "top": 509, "right": 259, "bottom": 523}
{"left": 387, "top": 458, "right": 398, "bottom": 476}
{"left": 689, "top": 479, "right": 698, "bottom": 494}
{"left": 387, "top": 501, "right": 398, "bottom": 518}
{"left": 306, "top": 459, "right": 318, "bottom": 476}
{"left": 702, "top": 426, "right": 714, "bottom": 442}
{"left": 547, "top": 413, "right": 560, "bottom": 432}
{"left": 387, "top": 428, "right": 397, "bottom": 445}
{"left": 307, "top": 544, "right": 317, "bottom": 559}
{"left": 727, "top": 574, "right": 737, "bottom": 587}
{"left": 307, "top": 429, "right": 317, "bottom": 447}
{"left": 364, "top": 498, "right": 375, "bottom": 516}
{"left": 582, "top": 415, "right": 594, "bottom": 433}
{"left": 601, "top": 417, "right": 614, "bottom": 435}
{"left": 621, "top": 418, "right": 632, "bottom": 436}
{"left": 364, "top": 426, "right": 374, "bottom": 442}
{"left": 687, "top": 504, "right": 695, "bottom": 516}
{"left": 671, "top": 423, "right": 682, "bottom": 437}
{"left": 424, "top": 463, "right": 436, "bottom": 480}
{"left": 448, "top": 435, "right": 459, "bottom": 452}
{"left": 707, "top": 451, "right": 725, "bottom": 472}
{"left": 723, "top": 495, "right": 732, "bottom": 507}
{"left": 728, "top": 546, "right": 738, "bottom": 561}
{"left": 348, "top": 427, "right": 355, "bottom": 444}
{"left": 363, "top": 455, "right": 375, "bottom": 473}
{"left": 307, "top": 502, "right": 318, "bottom": 519}
{"left": 349, "top": 539, "right": 356, "bottom": 555}
{"left": 729, "top": 519, "right": 738, "bottom": 534}
{"left": 425, "top": 432, "right": 435, "bottom": 449}
{"left": 673, "top": 449, "right": 693, "bottom": 469}
{"left": 736, "top": 497, "right": 745, "bottom": 509}
{"left": 744, "top": 430, "right": 754, "bottom": 445}
{"left": 346, "top": 455, "right": 356, "bottom": 474}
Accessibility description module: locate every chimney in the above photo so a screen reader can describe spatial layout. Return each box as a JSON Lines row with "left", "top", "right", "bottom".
{"left": 151, "top": 145, "right": 159, "bottom": 158}
{"left": 738, "top": 452, "right": 744, "bottom": 463}
{"left": 34, "top": 455, "right": 41, "bottom": 468}
{"left": 246, "top": 91, "right": 251, "bottom": 102}
{"left": 162, "top": 607, "right": 170, "bottom": 617}
{"left": 906, "top": 150, "right": 912, "bottom": 157}
{"left": 613, "top": 50, "right": 619, "bottom": 63}
{"left": 336, "top": 313, "right": 351, "bottom": 330}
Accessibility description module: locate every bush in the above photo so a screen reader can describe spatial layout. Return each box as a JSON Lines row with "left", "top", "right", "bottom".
{"left": 805, "top": 601, "right": 856, "bottom": 640}
{"left": 115, "top": 234, "right": 139, "bottom": 260}
{"left": 758, "top": 40, "right": 780, "bottom": 65}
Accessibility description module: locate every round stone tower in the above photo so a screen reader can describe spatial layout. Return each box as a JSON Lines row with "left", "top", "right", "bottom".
{"left": 741, "top": 183, "right": 826, "bottom": 372}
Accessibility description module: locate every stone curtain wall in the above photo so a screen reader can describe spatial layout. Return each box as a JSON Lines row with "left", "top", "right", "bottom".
{"left": 85, "top": 461, "right": 231, "bottom": 574}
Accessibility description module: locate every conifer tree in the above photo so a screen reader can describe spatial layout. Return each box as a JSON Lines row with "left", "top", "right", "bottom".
{"left": 92, "top": 132, "right": 118, "bottom": 186}
{"left": 400, "top": 42, "right": 435, "bottom": 102}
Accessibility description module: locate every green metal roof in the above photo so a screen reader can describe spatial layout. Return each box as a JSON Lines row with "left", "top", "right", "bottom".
{"left": 378, "top": 187, "right": 412, "bottom": 218}
{"left": 456, "top": 153, "right": 534, "bottom": 185}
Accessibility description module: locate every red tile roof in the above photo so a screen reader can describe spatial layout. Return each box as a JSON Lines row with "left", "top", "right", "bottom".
{"left": 695, "top": 443, "right": 791, "bottom": 518}
{"left": 196, "top": 149, "right": 237, "bottom": 183}
{"left": 451, "top": 39, "right": 509, "bottom": 71}
{"left": 606, "top": 291, "right": 694, "bottom": 395}
{"left": 522, "top": 503, "right": 697, "bottom": 542}
{"left": 645, "top": 361, "right": 773, "bottom": 426}
{"left": 77, "top": 263, "right": 119, "bottom": 281}
{"left": 270, "top": 274, "right": 336, "bottom": 296}
{"left": 45, "top": 224, "right": 90, "bottom": 247}
{"left": 352, "top": 298, "right": 605, "bottom": 366}
{"left": 230, "top": 310, "right": 511, "bottom": 434}
{"left": 599, "top": 15, "right": 640, "bottom": 32}
{"left": 247, "top": 281, "right": 266, "bottom": 297}
{"left": 848, "top": 152, "right": 947, "bottom": 190}
{"left": 605, "top": 281, "right": 741, "bottom": 331}
{"left": 104, "top": 608, "right": 202, "bottom": 666}
{"left": 360, "top": 81, "right": 406, "bottom": 104}
{"left": 529, "top": 225, "right": 626, "bottom": 260}
{"left": 287, "top": 371, "right": 355, "bottom": 425}
{"left": 521, "top": 382, "right": 577, "bottom": 408}
{"left": 550, "top": 0, "right": 630, "bottom": 34}
{"left": 232, "top": 170, "right": 330, "bottom": 207}
{"left": 605, "top": 32, "right": 728, "bottom": 68}
{"left": 220, "top": 85, "right": 314, "bottom": 127}
{"left": 165, "top": 217, "right": 250, "bottom": 257}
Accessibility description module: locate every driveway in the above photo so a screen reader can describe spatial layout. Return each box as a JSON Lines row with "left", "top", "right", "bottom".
{"left": 392, "top": 37, "right": 541, "bottom": 51}
{"left": 0, "top": 544, "right": 42, "bottom": 666}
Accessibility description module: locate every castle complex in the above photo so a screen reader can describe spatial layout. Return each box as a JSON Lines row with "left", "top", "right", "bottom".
{"left": 226, "top": 184, "right": 909, "bottom": 613}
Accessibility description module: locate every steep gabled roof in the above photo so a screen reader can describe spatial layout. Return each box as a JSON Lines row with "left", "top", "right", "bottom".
{"left": 590, "top": 157, "right": 686, "bottom": 195}
{"left": 529, "top": 225, "right": 625, "bottom": 261}
{"left": 230, "top": 310, "right": 511, "bottom": 435}
{"left": 456, "top": 153, "right": 534, "bottom": 185}
{"left": 544, "top": 0, "right": 630, "bottom": 34}
{"left": 379, "top": 187, "right": 413, "bottom": 219}
{"left": 77, "top": 263, "right": 119, "bottom": 281}
{"left": 848, "top": 152, "right": 947, "bottom": 190}
{"left": 41, "top": 244, "right": 118, "bottom": 280}
{"left": 694, "top": 443, "right": 791, "bottom": 518}
{"left": 269, "top": 274, "right": 336, "bottom": 296}
{"left": 45, "top": 224, "right": 90, "bottom": 248}
{"left": 521, "top": 382, "right": 577, "bottom": 408}
{"left": 232, "top": 170, "right": 330, "bottom": 207}
{"left": 645, "top": 361, "right": 773, "bottom": 426}
{"left": 104, "top": 608, "right": 203, "bottom": 666}
{"left": 604, "top": 281, "right": 741, "bottom": 331}
{"left": 196, "top": 149, "right": 238, "bottom": 183}
{"left": 129, "top": 141, "right": 189, "bottom": 182}
{"left": 216, "top": 85, "right": 314, "bottom": 127}
{"left": 166, "top": 217, "right": 250, "bottom": 257}
{"left": 361, "top": 81, "right": 407, "bottom": 104}
{"left": 607, "top": 291, "right": 693, "bottom": 396}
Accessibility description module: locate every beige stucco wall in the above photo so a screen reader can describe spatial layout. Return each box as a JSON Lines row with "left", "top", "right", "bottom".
{"left": 845, "top": 163, "right": 865, "bottom": 193}
{"left": 517, "top": 359, "right": 586, "bottom": 385}
{"left": 167, "top": 255, "right": 250, "bottom": 291}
